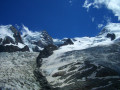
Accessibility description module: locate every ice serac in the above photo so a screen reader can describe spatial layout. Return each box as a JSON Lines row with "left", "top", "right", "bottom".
{"left": 0, "top": 25, "right": 29, "bottom": 52}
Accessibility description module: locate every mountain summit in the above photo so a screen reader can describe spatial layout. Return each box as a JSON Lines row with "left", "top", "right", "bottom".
{"left": 0, "top": 25, "right": 53, "bottom": 52}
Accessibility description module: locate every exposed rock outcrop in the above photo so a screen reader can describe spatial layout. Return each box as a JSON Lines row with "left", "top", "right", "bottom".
{"left": 10, "top": 26, "right": 23, "bottom": 44}
{"left": 0, "top": 45, "right": 29, "bottom": 52}
{"left": 62, "top": 38, "right": 74, "bottom": 45}
{"left": 36, "top": 44, "right": 58, "bottom": 67}
{"left": 0, "top": 25, "right": 54, "bottom": 52}
{"left": 22, "top": 30, "right": 54, "bottom": 52}
{"left": 35, "top": 44, "right": 58, "bottom": 90}
{"left": 0, "top": 25, "right": 29, "bottom": 52}
{"left": 106, "top": 33, "right": 116, "bottom": 40}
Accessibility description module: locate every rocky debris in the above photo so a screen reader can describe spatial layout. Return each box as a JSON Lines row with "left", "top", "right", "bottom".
{"left": 106, "top": 33, "right": 116, "bottom": 40}
{"left": 59, "top": 38, "right": 74, "bottom": 47}
{"left": 36, "top": 44, "right": 58, "bottom": 67}
{"left": 52, "top": 71, "right": 66, "bottom": 77}
{"left": 50, "top": 61, "right": 120, "bottom": 90}
{"left": 35, "top": 44, "right": 58, "bottom": 90}
{"left": 34, "top": 68, "right": 53, "bottom": 90}
{"left": 0, "top": 45, "right": 29, "bottom": 52}
{"left": 0, "top": 52, "right": 41, "bottom": 90}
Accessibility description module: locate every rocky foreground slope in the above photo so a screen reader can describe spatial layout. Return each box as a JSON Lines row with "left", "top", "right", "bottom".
{"left": 0, "top": 52, "right": 40, "bottom": 90}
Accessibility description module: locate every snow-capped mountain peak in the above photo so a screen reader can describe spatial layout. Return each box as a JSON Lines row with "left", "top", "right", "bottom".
{"left": 0, "top": 25, "right": 53, "bottom": 52}
{"left": 0, "top": 25, "right": 14, "bottom": 40}
{"left": 21, "top": 25, "right": 53, "bottom": 52}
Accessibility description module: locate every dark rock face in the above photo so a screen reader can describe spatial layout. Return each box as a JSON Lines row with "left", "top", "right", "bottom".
{"left": 52, "top": 71, "right": 66, "bottom": 77}
{"left": 2, "top": 36, "right": 15, "bottom": 45}
{"left": 22, "top": 30, "right": 54, "bottom": 52}
{"left": 32, "top": 46, "right": 41, "bottom": 52}
{"left": 9, "top": 26, "right": 23, "bottom": 44}
{"left": 35, "top": 44, "right": 58, "bottom": 90}
{"left": 33, "top": 40, "right": 44, "bottom": 48}
{"left": 0, "top": 26, "right": 29, "bottom": 52}
{"left": 63, "top": 38, "right": 74, "bottom": 45}
{"left": 21, "top": 45, "right": 30, "bottom": 52}
{"left": 106, "top": 33, "right": 116, "bottom": 40}
{"left": 0, "top": 45, "right": 29, "bottom": 52}
{"left": 36, "top": 44, "right": 58, "bottom": 67}
{"left": 58, "top": 38, "right": 74, "bottom": 47}
{"left": 34, "top": 68, "right": 53, "bottom": 90}
{"left": 41, "top": 31, "right": 53, "bottom": 46}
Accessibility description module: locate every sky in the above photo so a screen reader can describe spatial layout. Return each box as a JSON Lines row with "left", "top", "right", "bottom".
{"left": 0, "top": 0, "right": 119, "bottom": 38}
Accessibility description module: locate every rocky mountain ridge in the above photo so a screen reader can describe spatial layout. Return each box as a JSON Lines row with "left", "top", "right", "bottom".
{"left": 0, "top": 25, "right": 53, "bottom": 52}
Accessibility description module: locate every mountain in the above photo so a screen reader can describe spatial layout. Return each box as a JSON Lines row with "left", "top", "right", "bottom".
{"left": 0, "top": 23, "right": 120, "bottom": 90}
{"left": 0, "top": 25, "right": 29, "bottom": 52}
{"left": 0, "top": 25, "right": 53, "bottom": 52}
{"left": 21, "top": 26, "right": 53, "bottom": 52}
{"left": 37, "top": 23, "right": 120, "bottom": 89}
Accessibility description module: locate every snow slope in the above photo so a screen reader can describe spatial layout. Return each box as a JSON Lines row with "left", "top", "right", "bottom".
{"left": 40, "top": 23, "right": 120, "bottom": 89}
{"left": 0, "top": 25, "right": 14, "bottom": 40}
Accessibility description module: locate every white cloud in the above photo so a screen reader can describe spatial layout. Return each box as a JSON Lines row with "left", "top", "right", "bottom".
{"left": 98, "top": 24, "right": 104, "bottom": 29}
{"left": 83, "top": 0, "right": 93, "bottom": 11}
{"left": 83, "top": 0, "right": 120, "bottom": 20}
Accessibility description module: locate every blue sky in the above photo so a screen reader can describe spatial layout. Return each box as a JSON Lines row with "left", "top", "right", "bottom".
{"left": 0, "top": 0, "right": 119, "bottom": 38}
